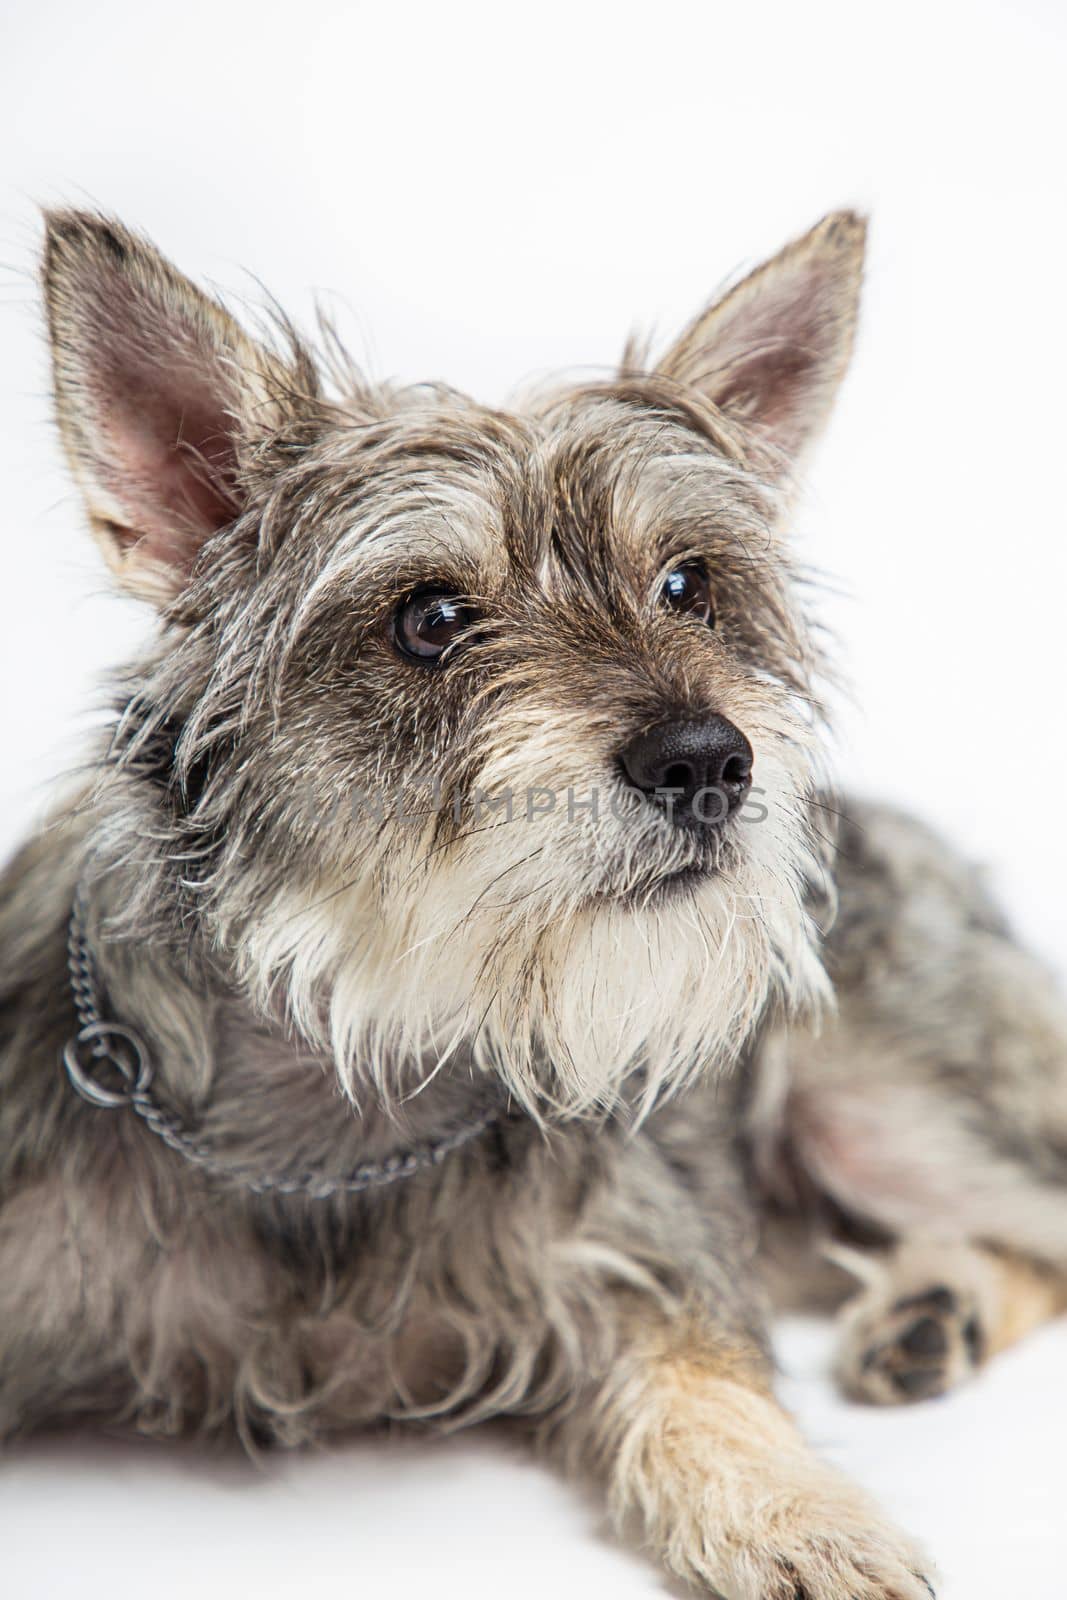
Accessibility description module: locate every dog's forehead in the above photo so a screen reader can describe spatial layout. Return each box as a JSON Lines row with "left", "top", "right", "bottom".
{"left": 303, "top": 383, "right": 747, "bottom": 589}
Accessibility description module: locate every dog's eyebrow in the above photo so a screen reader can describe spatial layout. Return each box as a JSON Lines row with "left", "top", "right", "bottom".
{"left": 564, "top": 377, "right": 746, "bottom": 462}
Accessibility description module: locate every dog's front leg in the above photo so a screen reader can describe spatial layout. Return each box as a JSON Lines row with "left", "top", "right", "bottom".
{"left": 551, "top": 1301, "right": 934, "bottom": 1600}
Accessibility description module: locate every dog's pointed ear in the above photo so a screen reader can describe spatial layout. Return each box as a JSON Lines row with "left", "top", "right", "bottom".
{"left": 655, "top": 211, "right": 867, "bottom": 472}
{"left": 43, "top": 210, "right": 308, "bottom": 605}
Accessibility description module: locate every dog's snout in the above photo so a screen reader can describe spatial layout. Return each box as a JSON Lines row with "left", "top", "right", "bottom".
{"left": 618, "top": 715, "right": 753, "bottom": 825}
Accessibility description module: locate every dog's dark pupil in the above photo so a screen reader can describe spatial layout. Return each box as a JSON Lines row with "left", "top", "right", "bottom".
{"left": 396, "top": 591, "right": 473, "bottom": 661}
{"left": 420, "top": 598, "right": 463, "bottom": 644}
{"left": 661, "top": 562, "right": 714, "bottom": 625}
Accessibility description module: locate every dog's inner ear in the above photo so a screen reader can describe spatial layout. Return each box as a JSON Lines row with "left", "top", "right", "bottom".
{"left": 43, "top": 211, "right": 282, "bottom": 604}
{"left": 654, "top": 211, "right": 867, "bottom": 471}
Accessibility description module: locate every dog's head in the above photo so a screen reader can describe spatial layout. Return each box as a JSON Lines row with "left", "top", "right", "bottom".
{"left": 44, "top": 210, "right": 864, "bottom": 1121}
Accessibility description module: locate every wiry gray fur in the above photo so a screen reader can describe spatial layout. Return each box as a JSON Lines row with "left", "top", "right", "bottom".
{"left": 3, "top": 208, "right": 1066, "bottom": 1598}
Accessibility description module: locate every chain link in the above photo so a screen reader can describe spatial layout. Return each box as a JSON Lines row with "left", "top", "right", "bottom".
{"left": 61, "top": 880, "right": 499, "bottom": 1198}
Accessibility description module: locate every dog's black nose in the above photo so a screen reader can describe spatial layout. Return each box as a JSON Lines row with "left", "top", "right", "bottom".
{"left": 619, "top": 715, "right": 753, "bottom": 826}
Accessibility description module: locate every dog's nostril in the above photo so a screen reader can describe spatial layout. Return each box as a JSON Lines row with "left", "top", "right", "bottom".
{"left": 662, "top": 761, "right": 693, "bottom": 791}
{"left": 618, "top": 714, "right": 754, "bottom": 829}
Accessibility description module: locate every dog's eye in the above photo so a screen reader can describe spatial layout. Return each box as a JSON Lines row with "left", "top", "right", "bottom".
{"left": 393, "top": 588, "right": 478, "bottom": 663}
{"left": 660, "top": 561, "right": 715, "bottom": 626}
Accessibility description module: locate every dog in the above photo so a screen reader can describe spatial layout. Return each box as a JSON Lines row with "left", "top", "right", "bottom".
{"left": 3, "top": 207, "right": 1066, "bottom": 1598}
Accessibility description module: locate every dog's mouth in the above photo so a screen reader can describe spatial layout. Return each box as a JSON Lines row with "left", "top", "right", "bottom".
{"left": 623, "top": 860, "right": 709, "bottom": 906}
{"left": 598, "top": 835, "right": 733, "bottom": 909}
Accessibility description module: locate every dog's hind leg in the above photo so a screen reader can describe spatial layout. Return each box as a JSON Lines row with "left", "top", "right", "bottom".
{"left": 770, "top": 1035, "right": 1067, "bottom": 1402}
{"left": 753, "top": 801, "right": 1067, "bottom": 1403}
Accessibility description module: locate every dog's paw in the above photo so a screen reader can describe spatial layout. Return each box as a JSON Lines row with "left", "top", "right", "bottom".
{"left": 839, "top": 1283, "right": 983, "bottom": 1405}
{"left": 834, "top": 1244, "right": 990, "bottom": 1405}
{"left": 615, "top": 1364, "right": 935, "bottom": 1598}
{"left": 704, "top": 1469, "right": 936, "bottom": 1599}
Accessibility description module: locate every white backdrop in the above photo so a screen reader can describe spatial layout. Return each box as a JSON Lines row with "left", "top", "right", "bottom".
{"left": 2, "top": 2, "right": 1066, "bottom": 1596}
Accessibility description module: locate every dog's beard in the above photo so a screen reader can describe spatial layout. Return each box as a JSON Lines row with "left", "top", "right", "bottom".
{"left": 235, "top": 703, "right": 831, "bottom": 1124}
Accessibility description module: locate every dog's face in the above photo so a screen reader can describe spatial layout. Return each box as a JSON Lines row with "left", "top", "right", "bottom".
{"left": 44, "top": 211, "right": 864, "bottom": 1120}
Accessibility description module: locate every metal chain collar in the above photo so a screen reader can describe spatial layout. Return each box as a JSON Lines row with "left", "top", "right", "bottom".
{"left": 61, "top": 881, "right": 499, "bottom": 1199}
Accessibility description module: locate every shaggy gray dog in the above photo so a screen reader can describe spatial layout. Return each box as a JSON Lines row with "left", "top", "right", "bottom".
{"left": 3, "top": 209, "right": 1065, "bottom": 1598}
